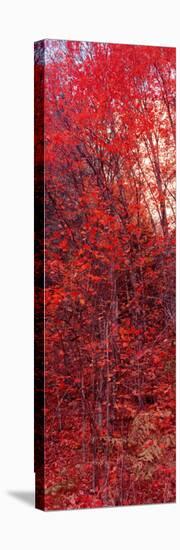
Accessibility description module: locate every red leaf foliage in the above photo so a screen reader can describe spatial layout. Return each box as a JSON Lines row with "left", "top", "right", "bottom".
{"left": 34, "top": 40, "right": 176, "bottom": 510}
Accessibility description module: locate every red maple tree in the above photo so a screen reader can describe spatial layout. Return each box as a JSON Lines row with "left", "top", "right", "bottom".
{"left": 35, "top": 40, "right": 176, "bottom": 510}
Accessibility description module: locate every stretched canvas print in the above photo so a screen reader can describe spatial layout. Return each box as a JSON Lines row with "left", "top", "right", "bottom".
{"left": 34, "top": 39, "right": 176, "bottom": 511}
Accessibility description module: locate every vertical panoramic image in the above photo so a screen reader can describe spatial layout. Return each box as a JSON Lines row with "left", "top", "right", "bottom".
{"left": 34, "top": 40, "right": 176, "bottom": 510}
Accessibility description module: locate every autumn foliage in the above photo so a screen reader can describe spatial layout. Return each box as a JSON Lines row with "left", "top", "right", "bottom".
{"left": 34, "top": 40, "right": 176, "bottom": 510}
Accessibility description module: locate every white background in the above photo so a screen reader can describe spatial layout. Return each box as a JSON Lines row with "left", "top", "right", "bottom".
{"left": 0, "top": 1, "right": 179, "bottom": 548}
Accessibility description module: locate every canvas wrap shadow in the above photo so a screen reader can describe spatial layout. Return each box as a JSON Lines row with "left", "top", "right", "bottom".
{"left": 34, "top": 39, "right": 176, "bottom": 511}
